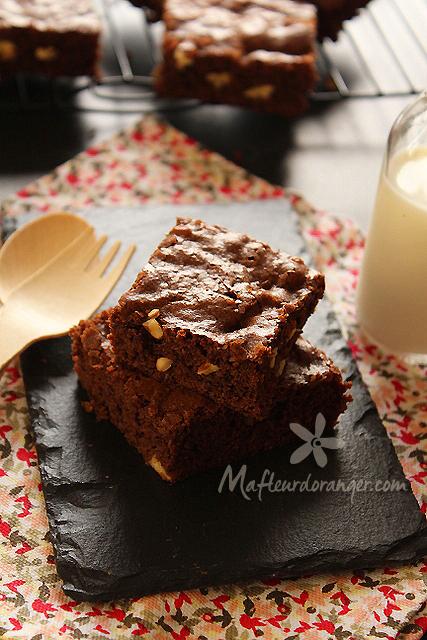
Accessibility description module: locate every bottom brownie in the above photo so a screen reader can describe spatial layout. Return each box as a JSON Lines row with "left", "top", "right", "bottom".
{"left": 70, "top": 311, "right": 351, "bottom": 482}
{"left": 155, "top": 51, "right": 316, "bottom": 119}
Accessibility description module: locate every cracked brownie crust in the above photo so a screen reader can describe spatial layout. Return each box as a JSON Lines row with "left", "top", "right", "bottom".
{"left": 109, "top": 217, "right": 325, "bottom": 419}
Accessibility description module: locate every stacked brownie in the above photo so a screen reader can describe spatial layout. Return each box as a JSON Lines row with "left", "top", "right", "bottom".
{"left": 133, "top": 0, "right": 370, "bottom": 40}
{"left": 71, "top": 218, "right": 351, "bottom": 482}
{"left": 155, "top": 0, "right": 318, "bottom": 118}
{"left": 154, "top": 0, "right": 371, "bottom": 115}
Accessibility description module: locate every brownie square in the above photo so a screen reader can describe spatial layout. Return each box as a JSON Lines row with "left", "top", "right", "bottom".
{"left": 109, "top": 217, "right": 325, "bottom": 419}
{"left": 71, "top": 311, "right": 350, "bottom": 482}
{"left": 305, "top": 0, "right": 371, "bottom": 40}
{"left": 155, "top": 0, "right": 318, "bottom": 118}
{"left": 0, "top": 1, "right": 101, "bottom": 78}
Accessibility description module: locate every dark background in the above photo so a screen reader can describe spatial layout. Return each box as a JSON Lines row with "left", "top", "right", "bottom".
{"left": 0, "top": 96, "right": 410, "bottom": 233}
{"left": 0, "top": 0, "right": 418, "bottom": 231}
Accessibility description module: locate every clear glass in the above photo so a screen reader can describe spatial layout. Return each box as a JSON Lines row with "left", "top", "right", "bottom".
{"left": 356, "top": 92, "right": 427, "bottom": 358}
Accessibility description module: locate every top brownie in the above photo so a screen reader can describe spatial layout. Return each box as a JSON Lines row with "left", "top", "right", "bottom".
{"left": 163, "top": 0, "right": 317, "bottom": 57}
{"left": 156, "top": 0, "right": 317, "bottom": 117}
{"left": 110, "top": 217, "right": 324, "bottom": 418}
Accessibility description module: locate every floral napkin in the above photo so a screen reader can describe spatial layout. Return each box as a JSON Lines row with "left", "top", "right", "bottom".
{"left": 0, "top": 115, "right": 426, "bottom": 640}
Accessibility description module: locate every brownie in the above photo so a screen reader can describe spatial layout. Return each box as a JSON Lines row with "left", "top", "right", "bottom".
{"left": 155, "top": 0, "right": 318, "bottom": 118}
{"left": 0, "top": 1, "right": 101, "bottom": 78}
{"left": 71, "top": 311, "right": 351, "bottom": 482}
{"left": 306, "top": 0, "right": 370, "bottom": 40}
{"left": 130, "top": 0, "right": 370, "bottom": 40}
{"left": 109, "top": 217, "right": 325, "bottom": 419}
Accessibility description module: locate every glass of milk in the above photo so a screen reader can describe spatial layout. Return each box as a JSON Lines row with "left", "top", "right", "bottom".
{"left": 356, "top": 92, "right": 427, "bottom": 358}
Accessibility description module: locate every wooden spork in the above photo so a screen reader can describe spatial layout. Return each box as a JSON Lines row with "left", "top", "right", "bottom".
{"left": 0, "top": 227, "right": 135, "bottom": 370}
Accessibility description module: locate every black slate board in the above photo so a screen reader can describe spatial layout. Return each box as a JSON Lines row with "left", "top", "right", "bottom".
{"left": 19, "top": 200, "right": 427, "bottom": 602}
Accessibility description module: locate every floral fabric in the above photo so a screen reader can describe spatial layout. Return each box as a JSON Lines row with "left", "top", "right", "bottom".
{"left": 0, "top": 115, "right": 426, "bottom": 640}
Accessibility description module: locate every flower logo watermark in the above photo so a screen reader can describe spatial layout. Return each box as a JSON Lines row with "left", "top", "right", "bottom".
{"left": 289, "top": 413, "right": 343, "bottom": 468}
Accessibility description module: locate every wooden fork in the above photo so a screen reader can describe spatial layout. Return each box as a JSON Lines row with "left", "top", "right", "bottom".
{"left": 0, "top": 227, "right": 135, "bottom": 370}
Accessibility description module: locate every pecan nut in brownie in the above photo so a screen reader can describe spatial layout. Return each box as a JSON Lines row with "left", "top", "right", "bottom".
{"left": 71, "top": 310, "right": 351, "bottom": 482}
{"left": 109, "top": 217, "right": 325, "bottom": 419}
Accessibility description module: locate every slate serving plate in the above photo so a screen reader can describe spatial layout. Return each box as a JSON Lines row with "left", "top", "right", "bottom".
{"left": 18, "top": 200, "right": 427, "bottom": 602}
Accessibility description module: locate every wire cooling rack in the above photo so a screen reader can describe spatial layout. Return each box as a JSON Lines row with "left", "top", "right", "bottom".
{"left": 0, "top": 0, "right": 426, "bottom": 112}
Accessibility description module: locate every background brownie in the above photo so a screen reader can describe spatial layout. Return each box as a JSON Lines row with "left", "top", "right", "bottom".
{"left": 306, "top": 0, "right": 371, "bottom": 40}
{"left": 0, "top": 0, "right": 101, "bottom": 78}
{"left": 71, "top": 311, "right": 351, "bottom": 482}
{"left": 155, "top": 0, "right": 317, "bottom": 118}
{"left": 109, "top": 217, "right": 325, "bottom": 419}
{"left": 130, "top": 0, "right": 371, "bottom": 39}
{"left": 127, "top": 0, "right": 163, "bottom": 22}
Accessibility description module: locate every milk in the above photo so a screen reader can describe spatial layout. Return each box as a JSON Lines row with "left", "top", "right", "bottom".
{"left": 356, "top": 147, "right": 427, "bottom": 355}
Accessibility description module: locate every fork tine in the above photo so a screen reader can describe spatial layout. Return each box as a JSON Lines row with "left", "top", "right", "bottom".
{"left": 89, "top": 240, "right": 122, "bottom": 277}
{"left": 103, "top": 244, "right": 136, "bottom": 288}
{"left": 87, "top": 244, "right": 136, "bottom": 316}
{"left": 62, "top": 227, "right": 97, "bottom": 267}
{"left": 75, "top": 234, "right": 108, "bottom": 270}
